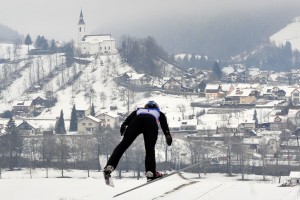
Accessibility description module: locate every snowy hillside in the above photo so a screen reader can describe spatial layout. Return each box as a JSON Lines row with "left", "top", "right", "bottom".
{"left": 270, "top": 16, "right": 300, "bottom": 51}
{"left": 0, "top": 44, "right": 206, "bottom": 131}
{"left": 0, "top": 43, "right": 279, "bottom": 133}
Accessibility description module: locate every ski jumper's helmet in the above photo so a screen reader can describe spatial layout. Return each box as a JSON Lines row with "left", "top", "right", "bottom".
{"left": 144, "top": 101, "right": 159, "bottom": 109}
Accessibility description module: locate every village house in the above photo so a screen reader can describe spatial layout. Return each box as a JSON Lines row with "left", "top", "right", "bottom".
{"left": 12, "top": 100, "right": 34, "bottom": 116}
{"left": 205, "top": 84, "right": 223, "bottom": 99}
{"left": 180, "top": 120, "right": 197, "bottom": 131}
{"left": 287, "top": 109, "right": 300, "bottom": 126}
{"left": 226, "top": 88, "right": 257, "bottom": 104}
{"left": 251, "top": 72, "right": 270, "bottom": 84}
{"left": 234, "top": 83, "right": 262, "bottom": 92}
{"left": 242, "top": 137, "right": 260, "bottom": 153}
{"left": 269, "top": 115, "right": 287, "bottom": 130}
{"left": 32, "top": 95, "right": 47, "bottom": 114}
{"left": 237, "top": 122, "right": 255, "bottom": 132}
{"left": 16, "top": 120, "right": 39, "bottom": 135}
{"left": 227, "top": 72, "right": 238, "bottom": 83}
{"left": 289, "top": 171, "right": 300, "bottom": 184}
{"left": 77, "top": 10, "right": 117, "bottom": 55}
{"left": 122, "top": 72, "right": 152, "bottom": 86}
{"left": 162, "top": 77, "right": 182, "bottom": 91}
{"left": 291, "top": 88, "right": 300, "bottom": 105}
{"left": 76, "top": 104, "right": 91, "bottom": 120}
{"left": 220, "top": 84, "right": 235, "bottom": 96}
{"left": 97, "top": 112, "right": 120, "bottom": 128}
{"left": 77, "top": 115, "right": 101, "bottom": 134}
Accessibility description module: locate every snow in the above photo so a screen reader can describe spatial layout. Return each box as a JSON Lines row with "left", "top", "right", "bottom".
{"left": 0, "top": 169, "right": 299, "bottom": 200}
{"left": 1, "top": 43, "right": 300, "bottom": 199}
{"left": 270, "top": 16, "right": 300, "bottom": 51}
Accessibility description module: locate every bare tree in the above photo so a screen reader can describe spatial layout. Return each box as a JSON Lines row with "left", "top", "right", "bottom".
{"left": 177, "top": 104, "right": 186, "bottom": 120}
{"left": 56, "top": 135, "right": 69, "bottom": 178}
{"left": 99, "top": 92, "right": 107, "bottom": 109}
{"left": 222, "top": 129, "right": 233, "bottom": 176}
{"left": 258, "top": 137, "right": 268, "bottom": 181}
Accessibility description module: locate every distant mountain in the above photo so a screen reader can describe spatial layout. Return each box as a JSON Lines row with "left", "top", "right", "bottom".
{"left": 0, "top": 24, "right": 23, "bottom": 42}
{"left": 107, "top": 6, "right": 300, "bottom": 59}
{"left": 270, "top": 17, "right": 300, "bottom": 51}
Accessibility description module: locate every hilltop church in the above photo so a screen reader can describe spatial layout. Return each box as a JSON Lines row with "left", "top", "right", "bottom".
{"left": 77, "top": 10, "right": 117, "bottom": 55}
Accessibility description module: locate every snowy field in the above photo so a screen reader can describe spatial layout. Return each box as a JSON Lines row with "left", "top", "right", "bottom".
{"left": 1, "top": 168, "right": 300, "bottom": 200}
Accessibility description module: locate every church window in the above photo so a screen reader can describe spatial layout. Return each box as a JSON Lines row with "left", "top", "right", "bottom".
{"left": 79, "top": 27, "right": 81, "bottom": 32}
{"left": 105, "top": 47, "right": 107, "bottom": 50}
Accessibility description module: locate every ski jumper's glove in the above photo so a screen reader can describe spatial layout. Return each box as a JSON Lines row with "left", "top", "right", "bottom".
{"left": 120, "top": 124, "right": 127, "bottom": 136}
{"left": 165, "top": 134, "right": 172, "bottom": 146}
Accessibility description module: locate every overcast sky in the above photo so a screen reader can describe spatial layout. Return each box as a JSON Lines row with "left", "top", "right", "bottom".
{"left": 1, "top": 0, "right": 300, "bottom": 43}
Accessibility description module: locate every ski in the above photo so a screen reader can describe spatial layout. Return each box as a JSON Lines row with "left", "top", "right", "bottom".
{"left": 113, "top": 159, "right": 207, "bottom": 198}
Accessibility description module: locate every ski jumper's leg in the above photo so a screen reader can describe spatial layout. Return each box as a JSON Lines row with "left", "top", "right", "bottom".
{"left": 142, "top": 115, "right": 159, "bottom": 173}
{"left": 106, "top": 117, "right": 141, "bottom": 169}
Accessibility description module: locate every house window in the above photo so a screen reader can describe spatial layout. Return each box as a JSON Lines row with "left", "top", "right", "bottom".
{"left": 82, "top": 123, "right": 86, "bottom": 126}
{"left": 88, "top": 123, "right": 92, "bottom": 126}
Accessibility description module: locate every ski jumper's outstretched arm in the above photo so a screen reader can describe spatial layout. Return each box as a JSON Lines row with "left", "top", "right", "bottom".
{"left": 159, "top": 112, "right": 172, "bottom": 146}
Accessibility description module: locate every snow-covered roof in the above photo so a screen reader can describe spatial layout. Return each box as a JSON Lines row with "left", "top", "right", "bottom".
{"left": 12, "top": 100, "right": 32, "bottom": 107}
{"left": 234, "top": 83, "right": 260, "bottom": 89}
{"left": 243, "top": 137, "right": 261, "bottom": 145}
{"left": 288, "top": 109, "right": 300, "bottom": 118}
{"left": 220, "top": 84, "right": 233, "bottom": 92}
{"left": 227, "top": 89, "right": 254, "bottom": 97}
{"left": 82, "top": 35, "right": 115, "bottom": 44}
{"left": 126, "top": 72, "right": 146, "bottom": 80}
{"left": 79, "top": 115, "right": 100, "bottom": 123}
{"left": 290, "top": 171, "right": 300, "bottom": 178}
{"left": 222, "top": 66, "right": 235, "bottom": 75}
{"left": 98, "top": 112, "right": 119, "bottom": 118}
{"left": 205, "top": 84, "right": 220, "bottom": 90}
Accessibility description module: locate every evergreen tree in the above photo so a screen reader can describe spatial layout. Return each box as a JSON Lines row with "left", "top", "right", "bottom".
{"left": 63, "top": 40, "right": 75, "bottom": 67}
{"left": 4, "top": 117, "right": 23, "bottom": 169}
{"left": 253, "top": 109, "right": 258, "bottom": 128}
{"left": 69, "top": 105, "right": 78, "bottom": 132}
{"left": 35, "top": 35, "right": 48, "bottom": 51}
{"left": 24, "top": 34, "right": 32, "bottom": 54}
{"left": 90, "top": 103, "right": 96, "bottom": 116}
{"left": 50, "top": 39, "right": 57, "bottom": 53}
{"left": 55, "top": 110, "right": 66, "bottom": 134}
{"left": 212, "top": 61, "right": 222, "bottom": 80}
{"left": 198, "top": 80, "right": 207, "bottom": 93}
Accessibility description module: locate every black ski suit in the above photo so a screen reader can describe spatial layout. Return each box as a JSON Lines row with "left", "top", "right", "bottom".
{"left": 105, "top": 108, "right": 172, "bottom": 173}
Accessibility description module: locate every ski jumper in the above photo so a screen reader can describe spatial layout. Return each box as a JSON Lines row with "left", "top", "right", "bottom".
{"left": 105, "top": 108, "right": 171, "bottom": 173}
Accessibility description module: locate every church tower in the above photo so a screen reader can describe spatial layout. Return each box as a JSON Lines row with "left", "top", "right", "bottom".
{"left": 78, "top": 10, "right": 86, "bottom": 45}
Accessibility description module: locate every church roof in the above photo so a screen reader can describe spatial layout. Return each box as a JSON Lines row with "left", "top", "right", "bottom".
{"left": 82, "top": 35, "right": 115, "bottom": 44}
{"left": 78, "top": 10, "right": 85, "bottom": 25}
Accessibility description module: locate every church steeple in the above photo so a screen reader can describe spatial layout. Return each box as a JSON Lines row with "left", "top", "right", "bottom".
{"left": 78, "top": 9, "right": 86, "bottom": 44}
{"left": 78, "top": 10, "right": 85, "bottom": 25}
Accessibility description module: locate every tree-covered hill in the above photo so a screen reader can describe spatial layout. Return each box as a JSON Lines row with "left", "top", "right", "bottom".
{"left": 0, "top": 24, "right": 23, "bottom": 42}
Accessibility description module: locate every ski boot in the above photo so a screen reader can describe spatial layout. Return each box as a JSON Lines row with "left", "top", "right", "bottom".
{"left": 145, "top": 171, "right": 163, "bottom": 182}
{"left": 103, "top": 165, "right": 114, "bottom": 179}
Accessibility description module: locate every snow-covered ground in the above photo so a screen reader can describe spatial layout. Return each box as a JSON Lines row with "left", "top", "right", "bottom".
{"left": 0, "top": 168, "right": 299, "bottom": 200}
{"left": 270, "top": 16, "right": 300, "bottom": 51}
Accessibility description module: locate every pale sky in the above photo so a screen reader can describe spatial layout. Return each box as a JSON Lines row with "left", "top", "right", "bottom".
{"left": 1, "top": 0, "right": 300, "bottom": 44}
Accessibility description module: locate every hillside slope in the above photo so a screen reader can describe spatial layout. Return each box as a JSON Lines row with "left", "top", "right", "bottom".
{"left": 270, "top": 16, "right": 300, "bottom": 51}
